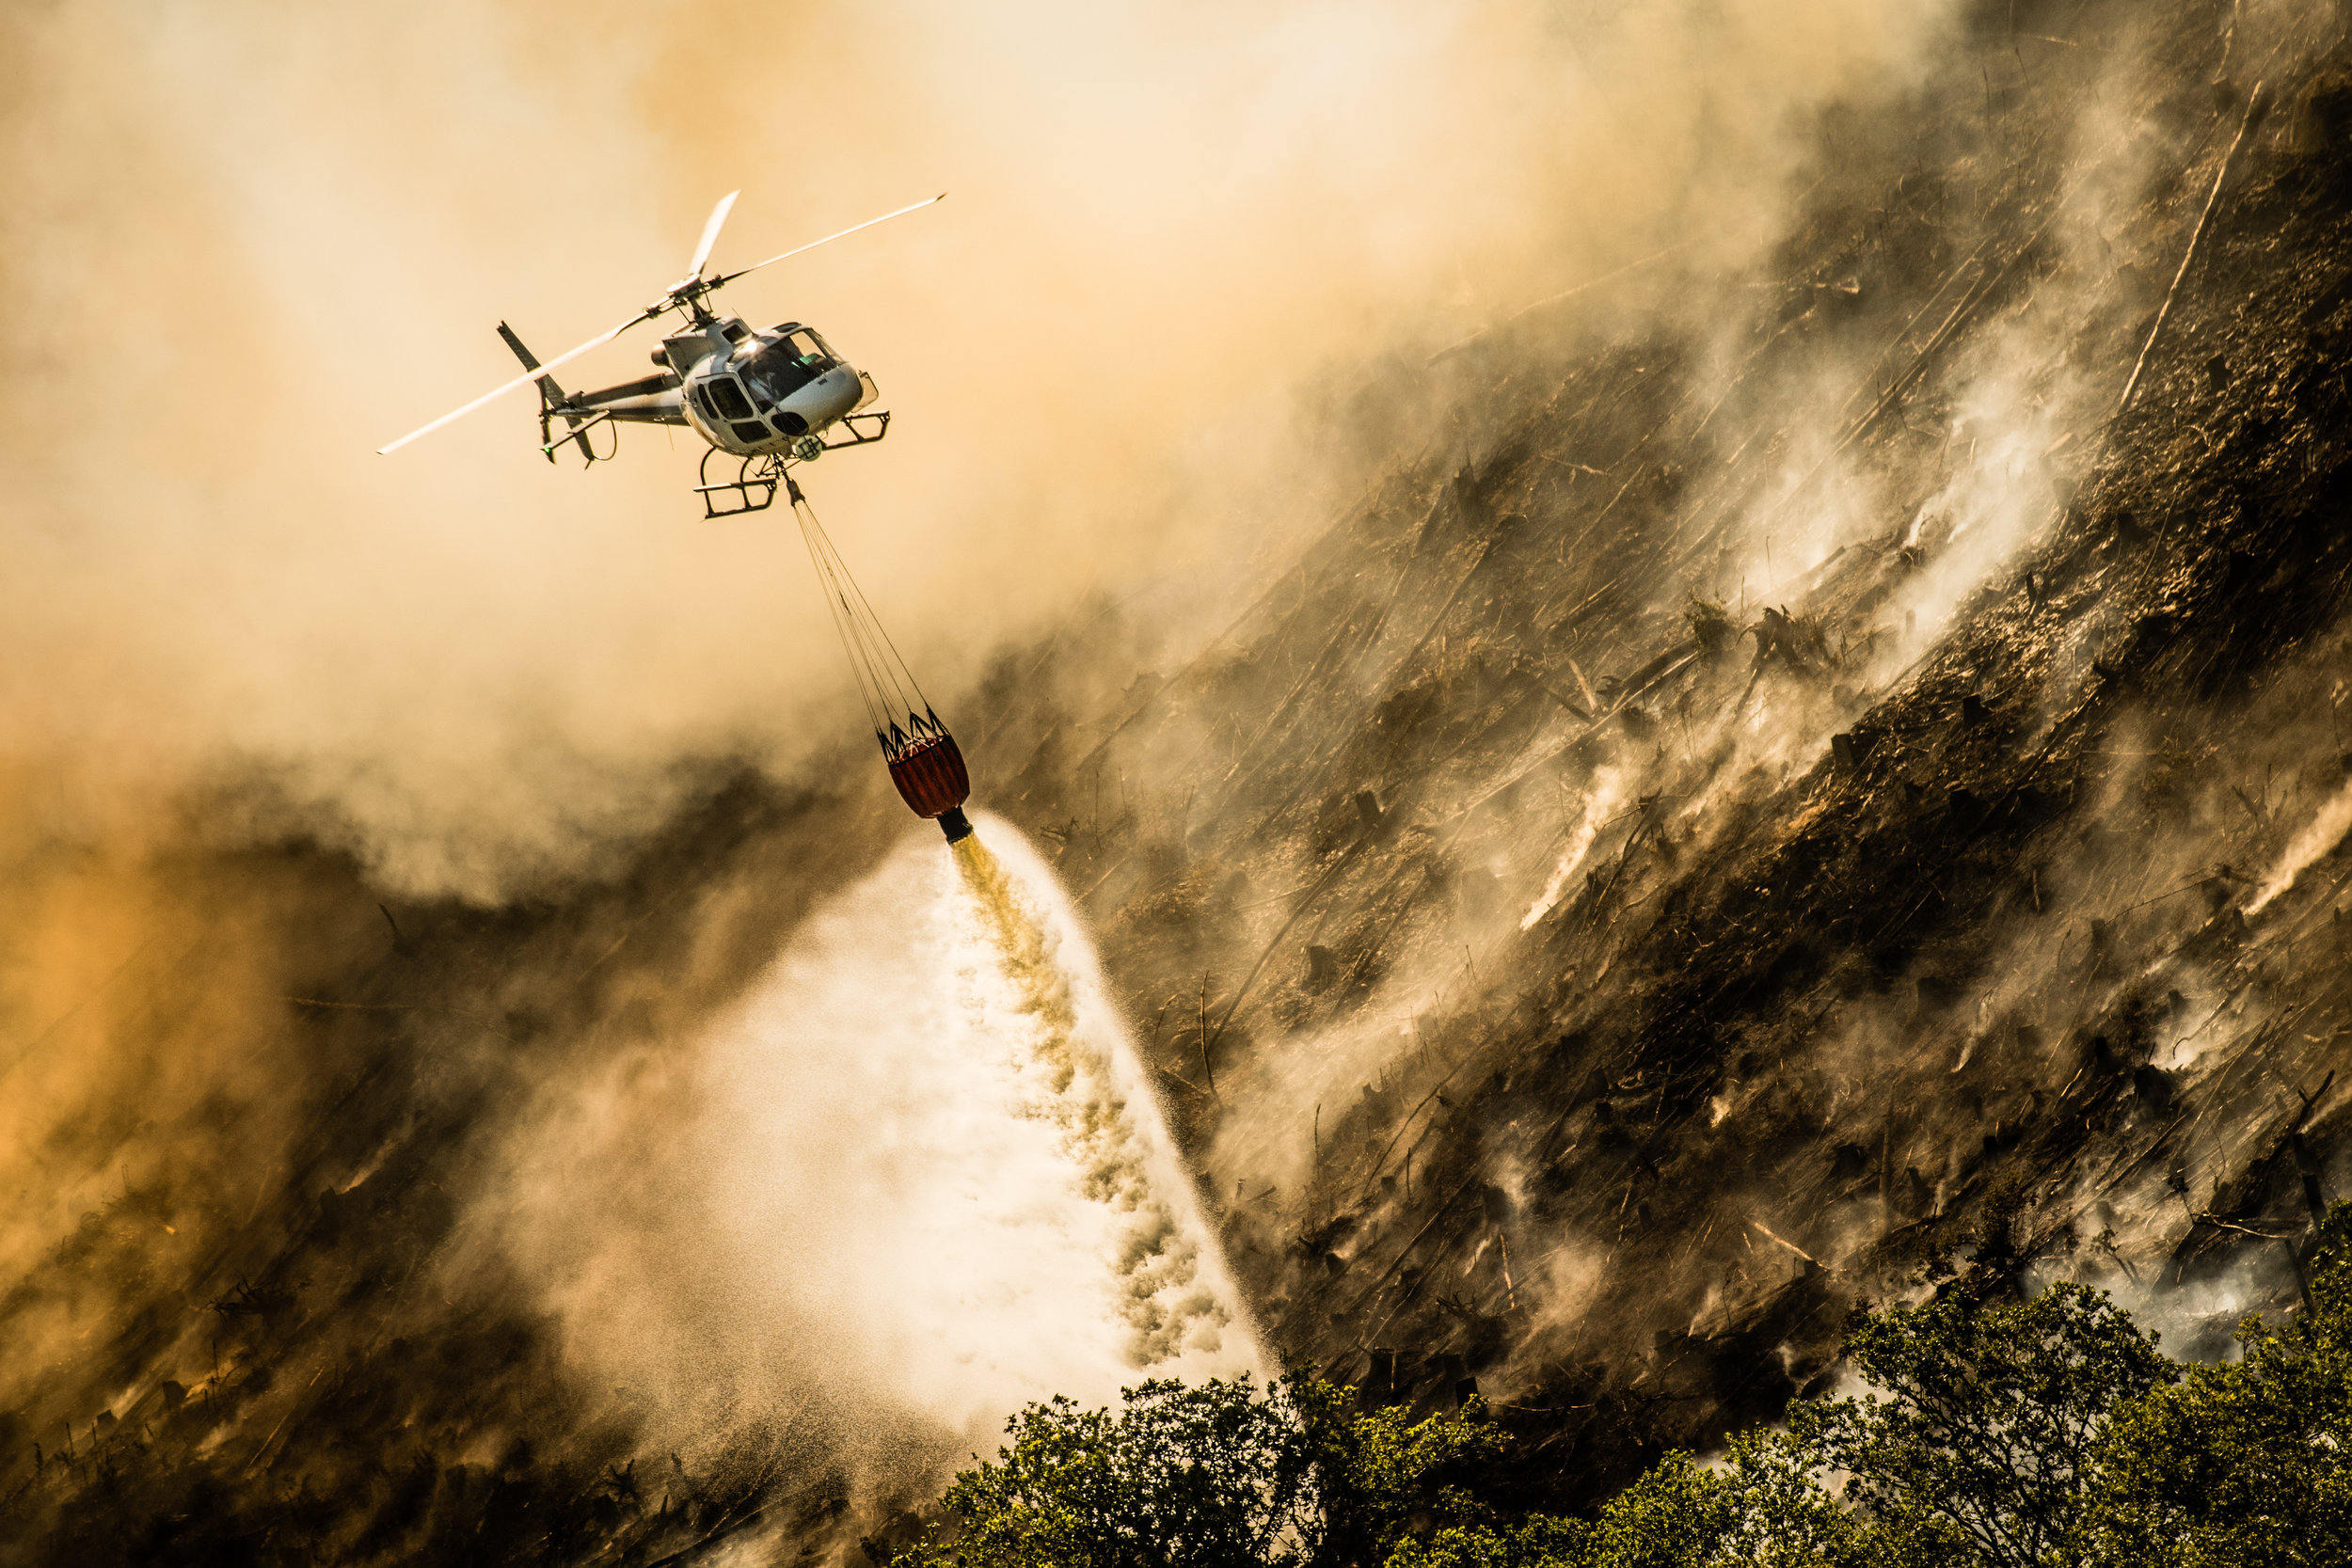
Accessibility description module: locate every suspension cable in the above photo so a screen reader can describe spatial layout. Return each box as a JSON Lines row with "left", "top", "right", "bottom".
{"left": 790, "top": 483, "right": 937, "bottom": 753}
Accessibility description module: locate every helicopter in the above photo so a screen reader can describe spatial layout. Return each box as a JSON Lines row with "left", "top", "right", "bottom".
{"left": 377, "top": 190, "right": 943, "bottom": 516}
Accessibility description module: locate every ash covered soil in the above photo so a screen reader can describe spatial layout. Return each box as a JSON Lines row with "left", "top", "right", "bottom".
{"left": 12, "top": 1, "right": 2352, "bottom": 1561}
{"left": 979, "top": 0, "right": 2352, "bottom": 1520}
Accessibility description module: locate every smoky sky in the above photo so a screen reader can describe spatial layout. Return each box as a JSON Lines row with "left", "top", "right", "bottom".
{"left": 0, "top": 0, "right": 1957, "bottom": 900}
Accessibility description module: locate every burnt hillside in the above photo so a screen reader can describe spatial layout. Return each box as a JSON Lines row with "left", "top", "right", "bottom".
{"left": 977, "top": 0, "right": 2352, "bottom": 1514}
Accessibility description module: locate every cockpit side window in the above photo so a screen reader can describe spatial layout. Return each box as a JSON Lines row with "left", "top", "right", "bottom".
{"left": 708, "top": 376, "right": 755, "bottom": 420}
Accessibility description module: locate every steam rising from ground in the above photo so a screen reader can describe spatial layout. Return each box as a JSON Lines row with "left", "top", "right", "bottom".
{"left": 2248, "top": 777, "right": 2352, "bottom": 914}
{"left": 490, "top": 819, "right": 1253, "bottom": 1464}
{"left": 1066, "top": 6, "right": 2352, "bottom": 1423}
{"left": 1521, "top": 766, "right": 1630, "bottom": 929}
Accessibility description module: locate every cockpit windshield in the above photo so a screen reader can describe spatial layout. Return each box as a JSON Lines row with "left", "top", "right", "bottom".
{"left": 741, "top": 328, "right": 837, "bottom": 408}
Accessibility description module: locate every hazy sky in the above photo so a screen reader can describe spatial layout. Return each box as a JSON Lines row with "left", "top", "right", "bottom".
{"left": 0, "top": 0, "right": 1949, "bottom": 899}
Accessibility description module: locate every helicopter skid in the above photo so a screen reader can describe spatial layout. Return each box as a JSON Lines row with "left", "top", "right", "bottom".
{"left": 696, "top": 451, "right": 787, "bottom": 516}
{"left": 692, "top": 410, "right": 891, "bottom": 517}
{"left": 817, "top": 408, "right": 891, "bottom": 452}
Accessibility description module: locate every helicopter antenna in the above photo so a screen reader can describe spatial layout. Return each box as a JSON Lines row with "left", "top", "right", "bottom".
{"left": 375, "top": 191, "right": 946, "bottom": 456}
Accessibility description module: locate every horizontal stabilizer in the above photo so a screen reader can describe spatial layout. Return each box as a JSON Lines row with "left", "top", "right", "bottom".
{"left": 498, "top": 322, "right": 594, "bottom": 463}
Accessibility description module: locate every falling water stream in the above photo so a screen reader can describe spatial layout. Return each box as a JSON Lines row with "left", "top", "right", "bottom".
{"left": 948, "top": 827, "right": 1251, "bottom": 1367}
{"left": 504, "top": 816, "right": 1260, "bottom": 1462}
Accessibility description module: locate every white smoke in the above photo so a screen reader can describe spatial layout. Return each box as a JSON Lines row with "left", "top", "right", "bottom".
{"left": 2247, "top": 777, "right": 2352, "bottom": 916}
{"left": 1521, "top": 765, "right": 1632, "bottom": 929}
{"left": 481, "top": 816, "right": 1257, "bottom": 1467}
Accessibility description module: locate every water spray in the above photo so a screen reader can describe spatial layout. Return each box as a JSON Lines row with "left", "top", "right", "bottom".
{"left": 789, "top": 476, "right": 975, "bottom": 843}
{"left": 785, "top": 483, "right": 1249, "bottom": 1373}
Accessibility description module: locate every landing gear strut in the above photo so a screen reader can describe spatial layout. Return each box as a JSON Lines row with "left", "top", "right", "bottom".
{"left": 695, "top": 450, "right": 784, "bottom": 517}
{"left": 691, "top": 410, "right": 894, "bottom": 518}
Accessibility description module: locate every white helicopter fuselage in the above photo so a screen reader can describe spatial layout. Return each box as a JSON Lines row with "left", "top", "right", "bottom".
{"left": 665, "top": 319, "right": 871, "bottom": 458}
{"left": 376, "top": 188, "right": 940, "bottom": 488}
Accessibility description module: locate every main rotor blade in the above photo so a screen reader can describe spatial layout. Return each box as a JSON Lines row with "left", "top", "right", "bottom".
{"left": 686, "top": 189, "right": 739, "bottom": 281}
{"left": 376, "top": 308, "right": 656, "bottom": 455}
{"left": 707, "top": 192, "right": 946, "bottom": 288}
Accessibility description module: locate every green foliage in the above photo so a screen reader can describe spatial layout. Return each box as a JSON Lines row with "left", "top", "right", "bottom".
{"left": 1581, "top": 1449, "right": 1726, "bottom": 1568}
{"left": 894, "top": 1226, "right": 2352, "bottom": 1568}
{"left": 1313, "top": 1384, "right": 1518, "bottom": 1565}
{"left": 1384, "top": 1513, "right": 1590, "bottom": 1568}
{"left": 1685, "top": 599, "right": 1735, "bottom": 658}
{"left": 1681, "top": 1431, "right": 1867, "bottom": 1568}
{"left": 1793, "top": 1280, "right": 2176, "bottom": 1567}
{"left": 1564, "top": 1433, "right": 1870, "bottom": 1568}
{"left": 2084, "top": 1206, "right": 2352, "bottom": 1568}
{"left": 888, "top": 1372, "right": 1542, "bottom": 1568}
{"left": 889, "top": 1376, "right": 1322, "bottom": 1568}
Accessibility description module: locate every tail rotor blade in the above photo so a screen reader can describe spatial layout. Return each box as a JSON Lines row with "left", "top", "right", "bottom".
{"left": 686, "top": 189, "right": 740, "bottom": 281}
{"left": 376, "top": 308, "right": 655, "bottom": 455}
{"left": 708, "top": 192, "right": 946, "bottom": 288}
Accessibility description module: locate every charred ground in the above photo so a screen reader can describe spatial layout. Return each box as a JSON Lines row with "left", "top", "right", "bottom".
{"left": 988, "top": 0, "right": 2352, "bottom": 1518}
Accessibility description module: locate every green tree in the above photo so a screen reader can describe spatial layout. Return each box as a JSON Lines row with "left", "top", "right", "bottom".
{"left": 1381, "top": 1513, "right": 1590, "bottom": 1568}
{"left": 888, "top": 1371, "right": 1562, "bottom": 1568}
{"left": 1554, "top": 1433, "right": 1867, "bottom": 1568}
{"left": 1792, "top": 1281, "right": 2175, "bottom": 1568}
{"left": 2086, "top": 1207, "right": 2352, "bottom": 1568}
{"left": 1311, "top": 1379, "right": 1528, "bottom": 1565}
{"left": 891, "top": 1257, "right": 2352, "bottom": 1568}
{"left": 887, "top": 1376, "right": 1322, "bottom": 1568}
{"left": 1385, "top": 1429, "right": 1871, "bottom": 1568}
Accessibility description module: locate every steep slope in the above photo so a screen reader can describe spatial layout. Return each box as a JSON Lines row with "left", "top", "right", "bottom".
{"left": 980, "top": 0, "right": 2352, "bottom": 1513}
